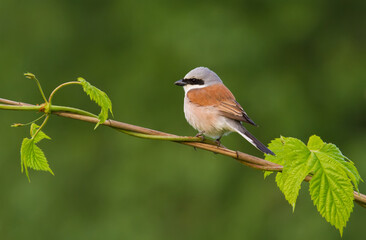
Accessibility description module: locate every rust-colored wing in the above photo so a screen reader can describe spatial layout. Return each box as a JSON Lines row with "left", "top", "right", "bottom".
{"left": 187, "top": 84, "right": 257, "bottom": 126}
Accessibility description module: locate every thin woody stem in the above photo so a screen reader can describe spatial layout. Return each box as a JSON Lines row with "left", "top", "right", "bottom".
{"left": 0, "top": 104, "right": 42, "bottom": 111}
{"left": 119, "top": 129, "right": 219, "bottom": 145}
{"left": 0, "top": 102, "right": 97, "bottom": 118}
{"left": 0, "top": 97, "right": 365, "bottom": 208}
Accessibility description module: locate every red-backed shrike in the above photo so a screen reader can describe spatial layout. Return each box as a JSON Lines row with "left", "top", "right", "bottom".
{"left": 175, "top": 67, "right": 274, "bottom": 155}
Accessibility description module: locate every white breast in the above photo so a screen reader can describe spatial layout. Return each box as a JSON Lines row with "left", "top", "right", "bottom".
{"left": 183, "top": 97, "right": 233, "bottom": 139}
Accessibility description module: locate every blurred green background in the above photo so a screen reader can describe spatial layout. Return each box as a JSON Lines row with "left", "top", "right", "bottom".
{"left": 0, "top": 0, "right": 365, "bottom": 239}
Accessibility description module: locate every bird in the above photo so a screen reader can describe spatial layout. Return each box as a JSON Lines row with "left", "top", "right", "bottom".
{"left": 174, "top": 67, "right": 274, "bottom": 155}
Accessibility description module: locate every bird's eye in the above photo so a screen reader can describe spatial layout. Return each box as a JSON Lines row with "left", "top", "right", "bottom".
{"left": 183, "top": 78, "right": 204, "bottom": 85}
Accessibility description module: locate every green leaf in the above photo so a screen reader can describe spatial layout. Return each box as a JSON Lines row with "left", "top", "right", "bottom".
{"left": 317, "top": 143, "right": 362, "bottom": 192}
{"left": 307, "top": 135, "right": 361, "bottom": 190}
{"left": 20, "top": 124, "right": 53, "bottom": 181}
{"left": 340, "top": 159, "right": 363, "bottom": 192}
{"left": 265, "top": 135, "right": 361, "bottom": 236}
{"left": 77, "top": 77, "right": 113, "bottom": 129}
{"left": 264, "top": 136, "right": 286, "bottom": 179}
{"left": 30, "top": 123, "right": 51, "bottom": 143}
{"left": 307, "top": 136, "right": 354, "bottom": 236}
{"left": 266, "top": 137, "right": 311, "bottom": 209}
{"left": 21, "top": 138, "right": 54, "bottom": 182}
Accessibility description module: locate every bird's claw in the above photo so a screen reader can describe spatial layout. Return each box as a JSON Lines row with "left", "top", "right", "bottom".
{"left": 214, "top": 138, "right": 227, "bottom": 149}
{"left": 195, "top": 132, "right": 205, "bottom": 141}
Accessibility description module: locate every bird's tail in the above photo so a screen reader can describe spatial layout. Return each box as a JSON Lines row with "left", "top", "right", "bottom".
{"left": 232, "top": 122, "right": 275, "bottom": 155}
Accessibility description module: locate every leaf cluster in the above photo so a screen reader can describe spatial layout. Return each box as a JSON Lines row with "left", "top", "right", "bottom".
{"left": 19, "top": 74, "right": 113, "bottom": 180}
{"left": 265, "top": 135, "right": 362, "bottom": 236}
{"left": 21, "top": 123, "right": 53, "bottom": 181}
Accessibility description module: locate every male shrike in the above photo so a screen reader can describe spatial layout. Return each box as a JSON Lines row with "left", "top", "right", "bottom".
{"left": 175, "top": 67, "right": 274, "bottom": 155}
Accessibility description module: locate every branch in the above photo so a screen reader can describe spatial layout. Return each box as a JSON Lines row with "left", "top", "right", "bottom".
{"left": 1, "top": 97, "right": 365, "bottom": 208}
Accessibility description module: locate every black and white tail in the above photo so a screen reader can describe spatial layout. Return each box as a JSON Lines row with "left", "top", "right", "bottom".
{"left": 234, "top": 124, "right": 275, "bottom": 155}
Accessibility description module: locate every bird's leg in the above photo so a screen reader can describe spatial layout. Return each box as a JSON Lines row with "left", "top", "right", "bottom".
{"left": 214, "top": 136, "right": 226, "bottom": 148}
{"left": 195, "top": 131, "right": 205, "bottom": 141}
{"left": 209, "top": 137, "right": 222, "bottom": 155}
{"left": 193, "top": 132, "right": 205, "bottom": 151}
{"left": 215, "top": 136, "right": 222, "bottom": 146}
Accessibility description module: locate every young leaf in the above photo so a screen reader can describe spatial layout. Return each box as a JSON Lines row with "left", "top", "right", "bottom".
{"left": 307, "top": 135, "right": 355, "bottom": 236}
{"left": 264, "top": 136, "right": 286, "bottom": 179}
{"left": 20, "top": 124, "right": 53, "bottom": 181}
{"left": 21, "top": 138, "right": 54, "bottom": 181}
{"left": 314, "top": 143, "right": 362, "bottom": 192}
{"left": 77, "top": 77, "right": 113, "bottom": 129}
{"left": 266, "top": 137, "right": 311, "bottom": 209}
{"left": 265, "top": 135, "right": 361, "bottom": 236}
{"left": 30, "top": 123, "right": 51, "bottom": 143}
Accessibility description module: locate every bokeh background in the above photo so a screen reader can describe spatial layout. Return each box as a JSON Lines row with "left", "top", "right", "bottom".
{"left": 0, "top": 0, "right": 365, "bottom": 239}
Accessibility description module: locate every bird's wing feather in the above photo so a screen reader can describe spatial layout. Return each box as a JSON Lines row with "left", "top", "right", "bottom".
{"left": 187, "top": 84, "right": 257, "bottom": 126}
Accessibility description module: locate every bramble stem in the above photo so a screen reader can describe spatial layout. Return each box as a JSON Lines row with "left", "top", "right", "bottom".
{"left": 50, "top": 105, "right": 97, "bottom": 118}
{"left": 119, "top": 129, "right": 218, "bottom": 145}
{"left": 0, "top": 97, "right": 365, "bottom": 208}
{"left": 0, "top": 103, "right": 97, "bottom": 118}
{"left": 0, "top": 104, "right": 42, "bottom": 111}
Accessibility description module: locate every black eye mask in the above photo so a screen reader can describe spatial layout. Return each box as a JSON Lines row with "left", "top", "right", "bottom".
{"left": 183, "top": 78, "right": 204, "bottom": 85}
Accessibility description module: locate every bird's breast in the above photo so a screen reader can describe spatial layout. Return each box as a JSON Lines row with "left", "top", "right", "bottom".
{"left": 183, "top": 97, "right": 231, "bottom": 138}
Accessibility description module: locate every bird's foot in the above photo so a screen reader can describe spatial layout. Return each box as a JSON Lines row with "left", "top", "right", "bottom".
{"left": 195, "top": 132, "right": 205, "bottom": 141}
{"left": 214, "top": 137, "right": 226, "bottom": 148}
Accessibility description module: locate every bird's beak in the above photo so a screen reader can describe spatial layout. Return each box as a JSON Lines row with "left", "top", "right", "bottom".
{"left": 174, "top": 79, "right": 186, "bottom": 86}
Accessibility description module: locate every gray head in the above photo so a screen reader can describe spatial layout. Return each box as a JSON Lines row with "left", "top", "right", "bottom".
{"left": 174, "top": 67, "right": 223, "bottom": 93}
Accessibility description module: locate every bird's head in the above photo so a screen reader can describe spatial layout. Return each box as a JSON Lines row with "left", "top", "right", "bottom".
{"left": 174, "top": 67, "right": 223, "bottom": 93}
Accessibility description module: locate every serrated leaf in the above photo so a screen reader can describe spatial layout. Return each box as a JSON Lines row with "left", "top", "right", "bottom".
{"left": 77, "top": 77, "right": 113, "bottom": 129}
{"left": 307, "top": 135, "right": 324, "bottom": 151}
{"left": 266, "top": 135, "right": 361, "bottom": 235}
{"left": 30, "top": 123, "right": 51, "bottom": 143}
{"left": 264, "top": 136, "right": 286, "bottom": 179}
{"left": 341, "top": 160, "right": 362, "bottom": 192}
{"left": 271, "top": 137, "right": 311, "bottom": 209}
{"left": 307, "top": 136, "right": 355, "bottom": 236}
{"left": 314, "top": 143, "right": 362, "bottom": 192}
{"left": 21, "top": 138, "right": 54, "bottom": 181}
